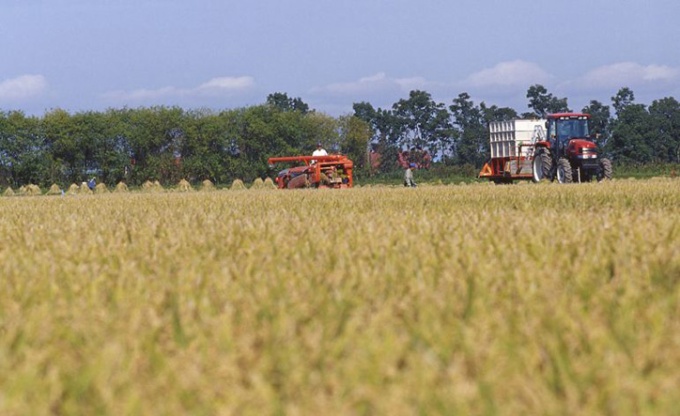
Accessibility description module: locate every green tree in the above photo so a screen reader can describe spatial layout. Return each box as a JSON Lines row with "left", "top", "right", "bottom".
{"left": 0, "top": 111, "right": 51, "bottom": 187}
{"left": 102, "top": 106, "right": 185, "bottom": 185}
{"left": 392, "top": 90, "right": 452, "bottom": 157}
{"left": 582, "top": 100, "right": 612, "bottom": 148}
{"left": 337, "top": 115, "right": 371, "bottom": 172}
{"left": 612, "top": 87, "right": 636, "bottom": 117}
{"left": 609, "top": 94, "right": 652, "bottom": 163}
{"left": 352, "top": 101, "right": 377, "bottom": 127}
{"left": 449, "top": 93, "right": 486, "bottom": 166}
{"left": 235, "top": 105, "right": 297, "bottom": 181}
{"left": 179, "top": 109, "right": 228, "bottom": 184}
{"left": 480, "top": 104, "right": 518, "bottom": 123}
{"left": 301, "top": 112, "right": 338, "bottom": 153}
{"left": 70, "top": 110, "right": 131, "bottom": 185}
{"left": 648, "top": 97, "right": 680, "bottom": 163}
{"left": 274, "top": 109, "right": 316, "bottom": 153}
{"left": 353, "top": 102, "right": 399, "bottom": 146}
{"left": 353, "top": 102, "right": 402, "bottom": 172}
{"left": 266, "top": 92, "right": 310, "bottom": 114}
{"left": 526, "top": 84, "right": 570, "bottom": 118}
{"left": 99, "top": 109, "right": 135, "bottom": 185}
{"left": 42, "top": 108, "right": 82, "bottom": 185}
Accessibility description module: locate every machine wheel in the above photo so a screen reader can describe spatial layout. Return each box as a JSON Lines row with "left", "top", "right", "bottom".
{"left": 598, "top": 158, "right": 613, "bottom": 181}
{"left": 532, "top": 151, "right": 552, "bottom": 182}
{"left": 556, "top": 158, "right": 573, "bottom": 184}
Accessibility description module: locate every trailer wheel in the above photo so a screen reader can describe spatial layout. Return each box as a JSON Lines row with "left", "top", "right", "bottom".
{"left": 598, "top": 158, "right": 613, "bottom": 181}
{"left": 556, "top": 158, "right": 573, "bottom": 184}
{"left": 532, "top": 152, "right": 552, "bottom": 182}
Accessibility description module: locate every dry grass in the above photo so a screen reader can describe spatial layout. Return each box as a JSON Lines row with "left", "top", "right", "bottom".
{"left": 47, "top": 184, "right": 62, "bottom": 195}
{"left": 230, "top": 179, "right": 246, "bottom": 190}
{"left": 23, "top": 184, "right": 42, "bottom": 196}
{"left": 200, "top": 179, "right": 216, "bottom": 192}
{"left": 115, "top": 182, "right": 129, "bottom": 193}
{"left": 263, "top": 177, "right": 277, "bottom": 189}
{"left": 0, "top": 180, "right": 678, "bottom": 415}
{"left": 177, "top": 179, "right": 193, "bottom": 192}
{"left": 142, "top": 180, "right": 163, "bottom": 193}
{"left": 67, "top": 183, "right": 80, "bottom": 195}
{"left": 94, "top": 183, "right": 109, "bottom": 194}
{"left": 251, "top": 177, "right": 264, "bottom": 189}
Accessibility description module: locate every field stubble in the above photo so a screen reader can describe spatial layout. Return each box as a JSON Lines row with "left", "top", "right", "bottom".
{"left": 0, "top": 180, "right": 679, "bottom": 415}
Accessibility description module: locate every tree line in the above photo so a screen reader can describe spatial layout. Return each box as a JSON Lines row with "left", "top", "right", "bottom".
{"left": 0, "top": 94, "right": 371, "bottom": 188}
{"left": 1, "top": 87, "right": 678, "bottom": 188}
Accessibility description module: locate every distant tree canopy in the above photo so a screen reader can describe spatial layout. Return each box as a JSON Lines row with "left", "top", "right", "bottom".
{"left": 525, "top": 84, "right": 570, "bottom": 118}
{"left": 266, "top": 92, "right": 310, "bottom": 114}
{"left": 1, "top": 87, "right": 679, "bottom": 187}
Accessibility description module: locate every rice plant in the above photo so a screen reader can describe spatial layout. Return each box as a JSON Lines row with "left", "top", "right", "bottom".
{"left": 0, "top": 180, "right": 678, "bottom": 415}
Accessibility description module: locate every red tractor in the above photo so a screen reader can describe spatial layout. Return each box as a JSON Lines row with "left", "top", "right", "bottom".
{"left": 267, "top": 155, "right": 354, "bottom": 189}
{"left": 478, "top": 113, "right": 612, "bottom": 184}
{"left": 532, "top": 113, "right": 612, "bottom": 183}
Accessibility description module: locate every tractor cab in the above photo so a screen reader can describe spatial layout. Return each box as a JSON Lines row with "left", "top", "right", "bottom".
{"left": 546, "top": 113, "right": 599, "bottom": 163}
{"left": 547, "top": 113, "right": 590, "bottom": 151}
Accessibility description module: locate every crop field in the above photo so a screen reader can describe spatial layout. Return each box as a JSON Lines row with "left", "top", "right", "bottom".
{"left": 1, "top": 179, "right": 679, "bottom": 415}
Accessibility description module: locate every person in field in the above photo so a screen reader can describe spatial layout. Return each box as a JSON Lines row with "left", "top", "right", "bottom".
{"left": 87, "top": 177, "right": 96, "bottom": 191}
{"left": 404, "top": 163, "right": 417, "bottom": 187}
{"left": 311, "top": 142, "right": 327, "bottom": 164}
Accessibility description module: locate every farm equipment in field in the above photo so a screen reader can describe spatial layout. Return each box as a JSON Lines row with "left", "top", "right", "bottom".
{"left": 478, "top": 113, "right": 612, "bottom": 184}
{"left": 267, "top": 155, "right": 354, "bottom": 189}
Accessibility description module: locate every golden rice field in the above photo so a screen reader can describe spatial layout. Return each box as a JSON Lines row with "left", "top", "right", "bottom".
{"left": 1, "top": 179, "right": 679, "bottom": 415}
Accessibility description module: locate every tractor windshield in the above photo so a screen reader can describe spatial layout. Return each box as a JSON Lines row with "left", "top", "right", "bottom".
{"left": 553, "top": 118, "right": 589, "bottom": 147}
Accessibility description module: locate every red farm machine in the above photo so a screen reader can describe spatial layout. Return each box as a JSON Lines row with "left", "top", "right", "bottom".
{"left": 267, "top": 154, "right": 354, "bottom": 189}
{"left": 478, "top": 113, "right": 612, "bottom": 184}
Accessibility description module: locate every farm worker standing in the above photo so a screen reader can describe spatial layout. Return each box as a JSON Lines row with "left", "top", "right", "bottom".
{"left": 311, "top": 142, "right": 328, "bottom": 164}
{"left": 404, "top": 163, "right": 417, "bottom": 187}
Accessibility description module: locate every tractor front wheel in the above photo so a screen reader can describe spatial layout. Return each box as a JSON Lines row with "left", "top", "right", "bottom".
{"left": 598, "top": 158, "right": 613, "bottom": 181}
{"left": 556, "top": 158, "right": 573, "bottom": 184}
{"left": 532, "top": 151, "right": 552, "bottom": 182}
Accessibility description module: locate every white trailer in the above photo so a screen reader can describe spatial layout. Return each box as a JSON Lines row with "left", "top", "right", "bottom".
{"left": 489, "top": 119, "right": 545, "bottom": 158}
{"left": 479, "top": 119, "right": 546, "bottom": 183}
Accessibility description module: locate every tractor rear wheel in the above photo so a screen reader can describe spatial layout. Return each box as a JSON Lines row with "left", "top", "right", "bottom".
{"left": 556, "top": 158, "right": 573, "bottom": 183}
{"left": 598, "top": 158, "right": 613, "bottom": 181}
{"left": 532, "top": 151, "right": 552, "bottom": 182}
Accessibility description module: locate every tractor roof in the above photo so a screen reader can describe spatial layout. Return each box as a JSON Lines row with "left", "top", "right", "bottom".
{"left": 547, "top": 113, "right": 590, "bottom": 119}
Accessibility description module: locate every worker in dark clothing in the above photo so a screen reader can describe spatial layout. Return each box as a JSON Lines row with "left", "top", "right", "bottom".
{"left": 87, "top": 177, "right": 96, "bottom": 191}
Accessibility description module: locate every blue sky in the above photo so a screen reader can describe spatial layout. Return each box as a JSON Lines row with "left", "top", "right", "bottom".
{"left": 2, "top": 0, "right": 679, "bottom": 116}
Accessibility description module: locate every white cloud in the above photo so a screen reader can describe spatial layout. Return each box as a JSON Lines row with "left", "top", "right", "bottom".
{"left": 105, "top": 86, "right": 176, "bottom": 101}
{"left": 103, "top": 76, "right": 255, "bottom": 101}
{"left": 0, "top": 74, "right": 48, "bottom": 100}
{"left": 313, "top": 72, "right": 430, "bottom": 96}
{"left": 197, "top": 76, "right": 255, "bottom": 92}
{"left": 463, "top": 60, "right": 552, "bottom": 88}
{"left": 577, "top": 62, "right": 679, "bottom": 89}
{"left": 307, "top": 72, "right": 443, "bottom": 116}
